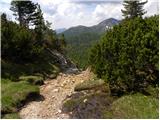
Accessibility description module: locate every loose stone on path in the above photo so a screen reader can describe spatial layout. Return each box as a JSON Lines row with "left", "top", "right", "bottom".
{"left": 19, "top": 69, "right": 93, "bottom": 119}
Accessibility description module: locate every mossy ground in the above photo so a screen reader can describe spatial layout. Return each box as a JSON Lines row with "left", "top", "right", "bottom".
{"left": 1, "top": 79, "right": 40, "bottom": 118}
{"left": 74, "top": 79, "right": 107, "bottom": 91}
{"left": 103, "top": 93, "right": 159, "bottom": 119}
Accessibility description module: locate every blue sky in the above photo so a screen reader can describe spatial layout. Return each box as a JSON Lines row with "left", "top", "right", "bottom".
{"left": 0, "top": 0, "right": 159, "bottom": 29}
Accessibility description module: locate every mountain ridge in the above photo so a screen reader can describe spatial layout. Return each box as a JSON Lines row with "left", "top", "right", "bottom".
{"left": 60, "top": 18, "right": 120, "bottom": 35}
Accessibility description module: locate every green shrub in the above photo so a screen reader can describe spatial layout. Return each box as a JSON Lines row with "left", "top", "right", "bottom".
{"left": 1, "top": 79, "right": 39, "bottom": 116}
{"left": 1, "top": 13, "right": 65, "bottom": 65}
{"left": 89, "top": 16, "right": 159, "bottom": 94}
{"left": 1, "top": 19, "right": 44, "bottom": 63}
{"left": 103, "top": 93, "right": 159, "bottom": 119}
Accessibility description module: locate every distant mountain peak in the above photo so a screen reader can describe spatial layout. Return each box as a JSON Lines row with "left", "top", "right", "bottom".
{"left": 98, "top": 18, "right": 119, "bottom": 27}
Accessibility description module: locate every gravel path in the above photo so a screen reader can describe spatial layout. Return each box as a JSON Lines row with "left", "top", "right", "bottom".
{"left": 19, "top": 69, "right": 93, "bottom": 119}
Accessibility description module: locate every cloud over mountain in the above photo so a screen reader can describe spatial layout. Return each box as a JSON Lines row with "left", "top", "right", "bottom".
{"left": 0, "top": 0, "right": 158, "bottom": 29}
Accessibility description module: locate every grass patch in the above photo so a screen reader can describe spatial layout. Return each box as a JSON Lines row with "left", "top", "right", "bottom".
{"left": 63, "top": 95, "right": 84, "bottom": 111}
{"left": 74, "top": 79, "right": 108, "bottom": 92}
{"left": 103, "top": 93, "right": 159, "bottom": 119}
{"left": 1, "top": 79, "right": 39, "bottom": 118}
{"left": 19, "top": 75, "right": 44, "bottom": 85}
{"left": 2, "top": 112, "right": 20, "bottom": 119}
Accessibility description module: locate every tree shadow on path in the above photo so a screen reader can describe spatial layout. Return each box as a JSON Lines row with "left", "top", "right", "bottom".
{"left": 19, "top": 92, "right": 45, "bottom": 111}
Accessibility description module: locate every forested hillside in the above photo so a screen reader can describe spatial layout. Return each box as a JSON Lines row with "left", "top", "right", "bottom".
{"left": 60, "top": 18, "right": 120, "bottom": 68}
{"left": 1, "top": 1, "right": 67, "bottom": 118}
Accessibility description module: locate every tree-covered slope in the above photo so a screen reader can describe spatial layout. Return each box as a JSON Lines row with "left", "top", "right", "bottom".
{"left": 60, "top": 18, "right": 120, "bottom": 69}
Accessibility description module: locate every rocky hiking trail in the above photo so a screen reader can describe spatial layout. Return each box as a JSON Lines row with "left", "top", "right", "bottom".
{"left": 19, "top": 68, "right": 93, "bottom": 119}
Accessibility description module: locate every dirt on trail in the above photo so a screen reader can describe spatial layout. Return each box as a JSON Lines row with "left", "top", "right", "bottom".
{"left": 19, "top": 68, "right": 93, "bottom": 119}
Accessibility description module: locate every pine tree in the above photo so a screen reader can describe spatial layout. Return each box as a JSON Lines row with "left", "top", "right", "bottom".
{"left": 1, "top": 13, "right": 7, "bottom": 23}
{"left": 34, "top": 4, "right": 45, "bottom": 44}
{"left": 43, "top": 21, "right": 57, "bottom": 49}
{"left": 45, "top": 20, "right": 52, "bottom": 29}
{"left": 121, "top": 0, "right": 147, "bottom": 19}
{"left": 10, "top": 1, "right": 37, "bottom": 27}
{"left": 60, "top": 34, "right": 66, "bottom": 48}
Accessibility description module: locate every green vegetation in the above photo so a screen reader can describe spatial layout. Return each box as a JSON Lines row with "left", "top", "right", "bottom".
{"left": 1, "top": 0, "right": 66, "bottom": 118}
{"left": 19, "top": 75, "right": 44, "bottom": 85}
{"left": 10, "top": 1, "right": 37, "bottom": 27}
{"left": 1, "top": 79, "right": 39, "bottom": 118}
{"left": 1, "top": 0, "right": 158, "bottom": 119}
{"left": 144, "top": 85, "right": 159, "bottom": 98}
{"left": 63, "top": 95, "right": 86, "bottom": 112}
{"left": 103, "top": 93, "right": 158, "bottom": 119}
{"left": 65, "top": 1, "right": 159, "bottom": 118}
{"left": 66, "top": 44, "right": 93, "bottom": 69}
{"left": 62, "top": 18, "right": 119, "bottom": 69}
{"left": 65, "top": 33, "right": 100, "bottom": 69}
{"left": 3, "top": 113, "right": 20, "bottom": 119}
{"left": 2, "top": 57, "right": 59, "bottom": 80}
{"left": 121, "top": 0, "right": 147, "bottom": 19}
{"left": 89, "top": 16, "right": 159, "bottom": 95}
{"left": 74, "top": 79, "right": 107, "bottom": 92}
{"left": 64, "top": 84, "right": 158, "bottom": 119}
{"left": 86, "top": 1, "right": 159, "bottom": 118}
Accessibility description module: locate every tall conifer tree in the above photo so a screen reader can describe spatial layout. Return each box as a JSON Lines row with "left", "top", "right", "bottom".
{"left": 34, "top": 4, "right": 45, "bottom": 43}
{"left": 10, "top": 1, "right": 37, "bottom": 27}
{"left": 121, "top": 0, "right": 147, "bottom": 19}
{"left": 60, "top": 34, "right": 66, "bottom": 49}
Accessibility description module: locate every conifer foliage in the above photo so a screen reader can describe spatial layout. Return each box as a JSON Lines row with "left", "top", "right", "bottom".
{"left": 34, "top": 4, "right": 45, "bottom": 44}
{"left": 89, "top": 16, "right": 159, "bottom": 95}
{"left": 10, "top": 1, "right": 37, "bottom": 27}
{"left": 60, "top": 34, "right": 67, "bottom": 49}
{"left": 2, "top": 1, "right": 66, "bottom": 63}
{"left": 121, "top": 0, "right": 147, "bottom": 19}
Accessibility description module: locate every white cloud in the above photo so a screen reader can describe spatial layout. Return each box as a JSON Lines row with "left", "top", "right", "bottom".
{"left": 92, "top": 3, "right": 123, "bottom": 23}
{"left": 0, "top": 0, "right": 159, "bottom": 29}
{"left": 39, "top": 0, "right": 158, "bottom": 29}
{"left": 144, "top": 0, "right": 159, "bottom": 16}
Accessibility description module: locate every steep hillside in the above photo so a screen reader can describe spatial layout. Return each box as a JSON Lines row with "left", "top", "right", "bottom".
{"left": 60, "top": 18, "right": 120, "bottom": 68}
